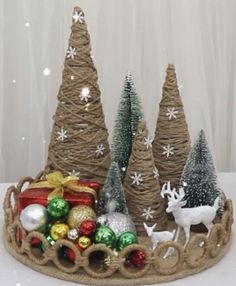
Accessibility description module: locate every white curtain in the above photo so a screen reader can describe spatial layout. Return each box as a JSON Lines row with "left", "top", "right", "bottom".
{"left": 0, "top": 0, "right": 236, "bottom": 182}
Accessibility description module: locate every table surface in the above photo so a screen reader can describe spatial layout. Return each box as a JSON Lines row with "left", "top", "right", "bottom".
{"left": 0, "top": 173, "right": 235, "bottom": 286}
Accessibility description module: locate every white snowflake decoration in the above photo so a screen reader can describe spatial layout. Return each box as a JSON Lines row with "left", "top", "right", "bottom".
{"left": 130, "top": 172, "right": 143, "bottom": 186}
{"left": 141, "top": 207, "right": 155, "bottom": 220}
{"left": 57, "top": 127, "right": 67, "bottom": 142}
{"left": 95, "top": 144, "right": 105, "bottom": 157}
{"left": 144, "top": 136, "right": 153, "bottom": 149}
{"left": 166, "top": 107, "right": 178, "bottom": 120}
{"left": 68, "top": 170, "right": 80, "bottom": 179}
{"left": 72, "top": 11, "right": 84, "bottom": 24}
{"left": 66, "top": 46, "right": 76, "bottom": 60}
{"left": 79, "top": 87, "right": 91, "bottom": 102}
{"left": 162, "top": 144, "right": 174, "bottom": 158}
{"left": 153, "top": 167, "right": 160, "bottom": 180}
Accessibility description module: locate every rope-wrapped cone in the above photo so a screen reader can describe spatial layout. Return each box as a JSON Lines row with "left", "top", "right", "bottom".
{"left": 124, "top": 120, "right": 167, "bottom": 235}
{"left": 45, "top": 6, "right": 110, "bottom": 184}
{"left": 153, "top": 64, "right": 191, "bottom": 189}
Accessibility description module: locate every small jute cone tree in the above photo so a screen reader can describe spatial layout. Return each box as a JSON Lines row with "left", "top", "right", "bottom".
{"left": 124, "top": 120, "right": 167, "bottom": 235}
{"left": 111, "top": 72, "right": 143, "bottom": 181}
{"left": 152, "top": 64, "right": 191, "bottom": 189}
{"left": 45, "top": 7, "right": 110, "bottom": 184}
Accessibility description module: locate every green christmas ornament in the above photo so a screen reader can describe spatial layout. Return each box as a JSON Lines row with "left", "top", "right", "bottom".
{"left": 40, "top": 234, "right": 56, "bottom": 252}
{"left": 94, "top": 225, "right": 116, "bottom": 248}
{"left": 116, "top": 231, "right": 137, "bottom": 251}
{"left": 47, "top": 197, "right": 69, "bottom": 219}
{"left": 40, "top": 235, "right": 67, "bottom": 259}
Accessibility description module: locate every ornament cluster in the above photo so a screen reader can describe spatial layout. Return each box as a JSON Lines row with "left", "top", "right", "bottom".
{"left": 18, "top": 174, "right": 145, "bottom": 268}
{"left": 19, "top": 197, "right": 96, "bottom": 257}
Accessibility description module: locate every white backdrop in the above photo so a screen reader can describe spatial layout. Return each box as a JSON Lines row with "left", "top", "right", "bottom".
{"left": 0, "top": 0, "right": 236, "bottom": 182}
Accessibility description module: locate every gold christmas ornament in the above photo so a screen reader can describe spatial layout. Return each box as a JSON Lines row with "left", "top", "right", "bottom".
{"left": 50, "top": 223, "right": 70, "bottom": 240}
{"left": 67, "top": 205, "right": 96, "bottom": 228}
{"left": 78, "top": 235, "right": 91, "bottom": 249}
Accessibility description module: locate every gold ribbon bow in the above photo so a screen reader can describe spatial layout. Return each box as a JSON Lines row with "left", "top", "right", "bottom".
{"left": 29, "top": 171, "right": 97, "bottom": 201}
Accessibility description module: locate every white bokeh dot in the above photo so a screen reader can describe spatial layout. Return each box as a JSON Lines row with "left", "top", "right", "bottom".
{"left": 42, "top": 139, "right": 46, "bottom": 144}
{"left": 25, "top": 22, "right": 30, "bottom": 27}
{"left": 43, "top": 68, "right": 51, "bottom": 76}
{"left": 12, "top": 79, "right": 16, "bottom": 84}
{"left": 21, "top": 136, "right": 26, "bottom": 141}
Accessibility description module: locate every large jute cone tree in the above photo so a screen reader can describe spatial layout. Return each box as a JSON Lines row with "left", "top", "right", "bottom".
{"left": 45, "top": 7, "right": 110, "bottom": 184}
{"left": 124, "top": 120, "right": 167, "bottom": 235}
{"left": 152, "top": 64, "right": 191, "bottom": 189}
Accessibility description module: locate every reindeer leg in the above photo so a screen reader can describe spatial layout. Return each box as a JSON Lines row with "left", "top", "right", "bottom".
{"left": 174, "top": 226, "right": 181, "bottom": 242}
{"left": 183, "top": 226, "right": 190, "bottom": 248}
{"left": 200, "top": 223, "right": 213, "bottom": 247}
{"left": 152, "top": 241, "right": 158, "bottom": 251}
{"left": 163, "top": 226, "right": 181, "bottom": 258}
{"left": 206, "top": 223, "right": 213, "bottom": 238}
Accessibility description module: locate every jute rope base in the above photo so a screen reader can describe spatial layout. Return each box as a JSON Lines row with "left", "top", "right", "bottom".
{"left": 3, "top": 229, "right": 232, "bottom": 286}
{"left": 3, "top": 181, "right": 233, "bottom": 286}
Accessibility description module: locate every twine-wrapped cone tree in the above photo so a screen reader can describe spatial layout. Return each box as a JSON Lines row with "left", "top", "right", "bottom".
{"left": 124, "top": 120, "right": 167, "bottom": 235}
{"left": 111, "top": 72, "right": 143, "bottom": 181}
{"left": 45, "top": 7, "right": 110, "bottom": 184}
{"left": 152, "top": 64, "right": 191, "bottom": 189}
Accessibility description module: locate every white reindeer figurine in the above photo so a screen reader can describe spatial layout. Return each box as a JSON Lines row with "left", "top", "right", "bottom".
{"left": 143, "top": 222, "right": 176, "bottom": 251}
{"left": 161, "top": 182, "right": 219, "bottom": 248}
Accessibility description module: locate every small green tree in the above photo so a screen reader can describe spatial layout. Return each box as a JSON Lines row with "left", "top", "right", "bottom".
{"left": 111, "top": 72, "right": 143, "bottom": 181}
{"left": 98, "top": 161, "right": 128, "bottom": 216}
{"left": 180, "top": 130, "right": 223, "bottom": 210}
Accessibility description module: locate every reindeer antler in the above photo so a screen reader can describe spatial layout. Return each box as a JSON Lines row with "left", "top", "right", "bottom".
{"left": 161, "top": 182, "right": 187, "bottom": 204}
{"left": 161, "top": 182, "right": 175, "bottom": 198}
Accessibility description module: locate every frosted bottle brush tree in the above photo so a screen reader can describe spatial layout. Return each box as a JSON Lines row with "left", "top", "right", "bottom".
{"left": 111, "top": 72, "right": 143, "bottom": 181}
{"left": 180, "top": 130, "right": 224, "bottom": 213}
{"left": 98, "top": 162, "right": 128, "bottom": 216}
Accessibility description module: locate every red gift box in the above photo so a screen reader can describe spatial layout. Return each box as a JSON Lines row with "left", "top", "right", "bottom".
{"left": 17, "top": 179, "right": 100, "bottom": 213}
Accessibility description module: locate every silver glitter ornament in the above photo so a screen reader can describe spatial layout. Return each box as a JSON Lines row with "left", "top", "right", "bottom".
{"left": 67, "top": 228, "right": 79, "bottom": 241}
{"left": 97, "top": 212, "right": 136, "bottom": 236}
{"left": 20, "top": 204, "right": 48, "bottom": 232}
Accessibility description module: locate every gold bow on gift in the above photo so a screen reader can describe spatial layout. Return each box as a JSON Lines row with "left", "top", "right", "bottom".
{"left": 29, "top": 171, "right": 97, "bottom": 201}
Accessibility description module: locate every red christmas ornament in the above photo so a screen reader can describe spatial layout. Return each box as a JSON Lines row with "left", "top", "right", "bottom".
{"left": 18, "top": 229, "right": 41, "bottom": 247}
{"left": 79, "top": 219, "right": 96, "bottom": 237}
{"left": 129, "top": 250, "right": 146, "bottom": 268}
{"left": 66, "top": 244, "right": 82, "bottom": 262}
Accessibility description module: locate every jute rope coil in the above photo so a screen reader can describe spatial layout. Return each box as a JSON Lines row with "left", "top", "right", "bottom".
{"left": 124, "top": 120, "right": 167, "bottom": 235}
{"left": 3, "top": 179, "right": 233, "bottom": 285}
{"left": 45, "top": 6, "right": 110, "bottom": 184}
{"left": 153, "top": 64, "right": 191, "bottom": 189}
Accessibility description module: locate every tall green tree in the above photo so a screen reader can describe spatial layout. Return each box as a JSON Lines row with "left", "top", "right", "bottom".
{"left": 98, "top": 161, "right": 128, "bottom": 216}
{"left": 111, "top": 72, "right": 143, "bottom": 181}
{"left": 180, "top": 130, "right": 223, "bottom": 210}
